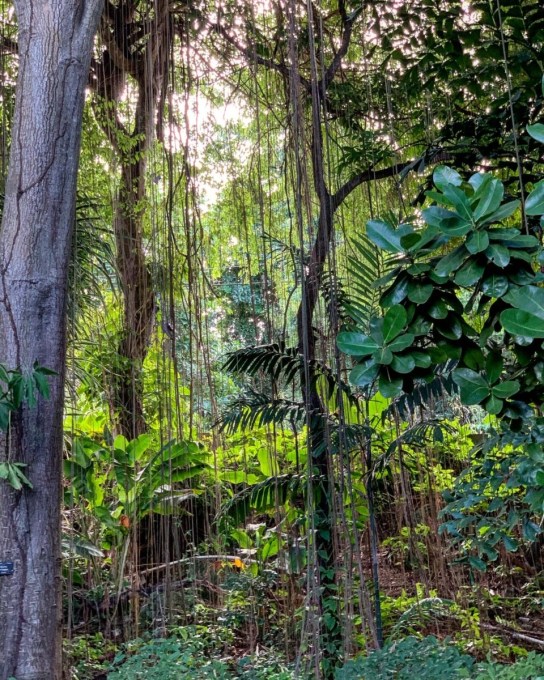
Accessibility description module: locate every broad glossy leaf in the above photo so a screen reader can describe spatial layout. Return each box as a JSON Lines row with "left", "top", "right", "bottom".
{"left": 380, "top": 275, "right": 410, "bottom": 307}
{"left": 436, "top": 316, "right": 462, "bottom": 340}
{"left": 369, "top": 317, "right": 384, "bottom": 344}
{"left": 442, "top": 184, "right": 473, "bottom": 221}
{"left": 366, "top": 219, "right": 412, "bottom": 253}
{"left": 485, "top": 243, "right": 510, "bottom": 267}
{"left": 350, "top": 360, "right": 379, "bottom": 387}
{"left": 387, "top": 333, "right": 414, "bottom": 353}
{"left": 484, "top": 395, "right": 503, "bottom": 415}
{"left": 452, "top": 368, "right": 489, "bottom": 405}
{"left": 480, "top": 200, "right": 519, "bottom": 225}
{"left": 409, "top": 316, "right": 432, "bottom": 337}
{"left": 422, "top": 206, "right": 472, "bottom": 236}
{"left": 383, "top": 305, "right": 407, "bottom": 343}
{"left": 434, "top": 245, "right": 467, "bottom": 277}
{"left": 374, "top": 347, "right": 393, "bottom": 365}
{"left": 502, "top": 234, "right": 539, "bottom": 249}
{"left": 407, "top": 280, "right": 433, "bottom": 304}
{"left": 526, "top": 180, "right": 544, "bottom": 216}
{"left": 473, "top": 178, "right": 504, "bottom": 220}
{"left": 434, "top": 165, "right": 463, "bottom": 191}
{"left": 428, "top": 346, "right": 448, "bottom": 363}
{"left": 504, "top": 285, "right": 544, "bottom": 320}
{"left": 500, "top": 309, "right": 544, "bottom": 338}
{"left": 466, "top": 231, "right": 489, "bottom": 254}
{"left": 454, "top": 259, "right": 485, "bottom": 287}
{"left": 412, "top": 351, "right": 432, "bottom": 368}
{"left": 485, "top": 353, "right": 503, "bottom": 384}
{"left": 378, "top": 374, "right": 403, "bottom": 398}
{"left": 391, "top": 354, "right": 416, "bottom": 374}
{"left": 468, "top": 172, "right": 486, "bottom": 192}
{"left": 463, "top": 347, "right": 484, "bottom": 371}
{"left": 427, "top": 299, "right": 449, "bottom": 319}
{"left": 337, "top": 332, "right": 379, "bottom": 356}
{"left": 527, "top": 123, "right": 544, "bottom": 144}
{"left": 407, "top": 263, "right": 430, "bottom": 276}
{"left": 481, "top": 274, "right": 508, "bottom": 298}
{"left": 492, "top": 380, "right": 520, "bottom": 399}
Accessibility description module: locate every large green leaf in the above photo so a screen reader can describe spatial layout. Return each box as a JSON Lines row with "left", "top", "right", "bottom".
{"left": 337, "top": 332, "right": 379, "bottom": 356}
{"left": 383, "top": 305, "right": 407, "bottom": 343}
{"left": 350, "top": 360, "right": 379, "bottom": 387}
{"left": 473, "top": 178, "right": 504, "bottom": 221}
{"left": 454, "top": 259, "right": 485, "bottom": 287}
{"left": 388, "top": 333, "right": 414, "bottom": 353}
{"left": 527, "top": 123, "right": 544, "bottom": 144}
{"left": 492, "top": 380, "right": 520, "bottom": 399}
{"left": 366, "top": 220, "right": 412, "bottom": 253}
{"left": 434, "top": 165, "right": 463, "bottom": 191}
{"left": 485, "top": 243, "right": 510, "bottom": 267}
{"left": 422, "top": 206, "right": 471, "bottom": 236}
{"left": 434, "top": 245, "right": 467, "bottom": 277}
{"left": 480, "top": 200, "right": 519, "bottom": 225}
{"left": 391, "top": 354, "right": 416, "bottom": 374}
{"left": 407, "top": 280, "right": 433, "bottom": 304}
{"left": 481, "top": 274, "right": 508, "bottom": 298}
{"left": 378, "top": 374, "right": 403, "bottom": 398}
{"left": 526, "top": 180, "right": 544, "bottom": 216}
{"left": 452, "top": 368, "right": 489, "bottom": 405}
{"left": 500, "top": 309, "right": 544, "bottom": 338}
{"left": 466, "top": 231, "right": 489, "bottom": 254}
{"left": 504, "top": 285, "right": 544, "bottom": 320}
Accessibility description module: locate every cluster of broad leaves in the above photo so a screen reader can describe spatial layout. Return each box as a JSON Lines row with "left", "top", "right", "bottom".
{"left": 337, "top": 125, "right": 544, "bottom": 565}
{"left": 338, "top": 163, "right": 544, "bottom": 419}
{"left": 67, "top": 433, "right": 210, "bottom": 532}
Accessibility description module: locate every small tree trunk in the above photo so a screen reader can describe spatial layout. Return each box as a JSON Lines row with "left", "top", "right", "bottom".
{"left": 0, "top": 3, "right": 103, "bottom": 679}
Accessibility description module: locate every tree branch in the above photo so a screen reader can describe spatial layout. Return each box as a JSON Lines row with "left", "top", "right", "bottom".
{"left": 332, "top": 160, "right": 414, "bottom": 211}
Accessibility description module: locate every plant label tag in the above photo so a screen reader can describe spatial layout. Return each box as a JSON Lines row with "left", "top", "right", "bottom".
{"left": 0, "top": 562, "right": 14, "bottom": 575}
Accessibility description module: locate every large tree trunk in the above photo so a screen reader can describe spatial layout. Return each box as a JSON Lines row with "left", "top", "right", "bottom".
{"left": 93, "top": 5, "right": 171, "bottom": 438}
{"left": 0, "top": 3, "right": 103, "bottom": 679}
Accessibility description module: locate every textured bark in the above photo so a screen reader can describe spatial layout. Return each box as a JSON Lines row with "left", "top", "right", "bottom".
{"left": 0, "top": 2, "right": 103, "bottom": 679}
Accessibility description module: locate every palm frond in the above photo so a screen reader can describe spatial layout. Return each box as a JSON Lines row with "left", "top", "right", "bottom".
{"left": 390, "top": 597, "right": 455, "bottom": 639}
{"left": 343, "top": 234, "right": 399, "bottom": 330}
{"left": 219, "top": 390, "right": 309, "bottom": 435}
{"left": 68, "top": 197, "right": 117, "bottom": 320}
{"left": 382, "top": 360, "right": 458, "bottom": 422}
{"left": 223, "top": 341, "right": 301, "bottom": 384}
{"left": 218, "top": 473, "right": 305, "bottom": 527}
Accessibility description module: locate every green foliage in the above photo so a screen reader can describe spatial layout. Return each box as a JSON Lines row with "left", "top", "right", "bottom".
{"left": 475, "top": 652, "right": 544, "bottom": 680}
{"left": 337, "top": 156, "right": 544, "bottom": 566}
{"left": 0, "top": 362, "right": 55, "bottom": 489}
{"left": 107, "top": 636, "right": 231, "bottom": 679}
{"left": 335, "top": 636, "right": 476, "bottom": 680}
{"left": 106, "top": 629, "right": 296, "bottom": 679}
{"left": 66, "top": 433, "right": 209, "bottom": 528}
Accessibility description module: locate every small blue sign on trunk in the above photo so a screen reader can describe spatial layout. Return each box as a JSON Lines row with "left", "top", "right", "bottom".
{"left": 0, "top": 561, "right": 14, "bottom": 575}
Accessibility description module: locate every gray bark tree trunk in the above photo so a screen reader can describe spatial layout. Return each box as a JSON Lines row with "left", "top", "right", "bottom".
{"left": 0, "top": 3, "right": 103, "bottom": 679}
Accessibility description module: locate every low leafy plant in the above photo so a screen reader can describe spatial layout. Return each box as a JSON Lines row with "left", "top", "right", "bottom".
{"left": 107, "top": 635, "right": 231, "bottom": 680}
{"left": 335, "top": 635, "right": 476, "bottom": 679}
{"left": 475, "top": 652, "right": 544, "bottom": 679}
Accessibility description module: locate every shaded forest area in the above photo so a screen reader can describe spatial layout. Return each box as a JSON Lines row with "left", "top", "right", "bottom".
{"left": 2, "top": 0, "right": 544, "bottom": 678}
